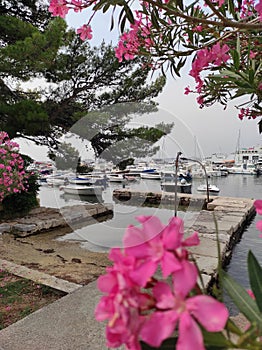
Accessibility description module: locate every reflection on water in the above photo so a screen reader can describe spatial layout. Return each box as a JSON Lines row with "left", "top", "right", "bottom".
{"left": 60, "top": 192, "right": 104, "bottom": 204}
{"left": 39, "top": 176, "right": 262, "bottom": 314}
{"left": 38, "top": 176, "right": 262, "bottom": 263}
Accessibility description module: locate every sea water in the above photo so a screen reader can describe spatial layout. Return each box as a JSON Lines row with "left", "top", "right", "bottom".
{"left": 38, "top": 174, "right": 262, "bottom": 311}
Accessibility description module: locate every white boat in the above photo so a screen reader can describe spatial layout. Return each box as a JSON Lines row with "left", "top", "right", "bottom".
{"left": 107, "top": 174, "right": 125, "bottom": 182}
{"left": 46, "top": 177, "right": 66, "bottom": 187}
{"left": 45, "top": 173, "right": 74, "bottom": 187}
{"left": 61, "top": 184, "right": 103, "bottom": 196}
{"left": 140, "top": 171, "right": 161, "bottom": 180}
{"left": 227, "top": 163, "right": 257, "bottom": 175}
{"left": 161, "top": 180, "right": 192, "bottom": 194}
{"left": 197, "top": 184, "right": 220, "bottom": 193}
{"left": 68, "top": 177, "right": 93, "bottom": 185}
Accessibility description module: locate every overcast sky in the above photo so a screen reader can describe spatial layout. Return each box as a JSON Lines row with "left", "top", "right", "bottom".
{"left": 66, "top": 9, "right": 261, "bottom": 157}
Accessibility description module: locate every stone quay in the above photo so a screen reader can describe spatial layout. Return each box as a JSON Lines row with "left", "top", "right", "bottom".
{"left": 113, "top": 189, "right": 256, "bottom": 288}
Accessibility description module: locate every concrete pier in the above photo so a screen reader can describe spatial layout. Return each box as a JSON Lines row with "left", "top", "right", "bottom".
{"left": 113, "top": 189, "right": 255, "bottom": 287}
{"left": 0, "top": 203, "right": 113, "bottom": 237}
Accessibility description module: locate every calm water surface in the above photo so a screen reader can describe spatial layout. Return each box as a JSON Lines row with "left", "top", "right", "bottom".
{"left": 38, "top": 174, "right": 262, "bottom": 296}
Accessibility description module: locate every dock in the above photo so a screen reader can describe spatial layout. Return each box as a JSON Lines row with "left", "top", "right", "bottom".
{"left": 0, "top": 203, "right": 113, "bottom": 237}
{"left": 113, "top": 189, "right": 256, "bottom": 287}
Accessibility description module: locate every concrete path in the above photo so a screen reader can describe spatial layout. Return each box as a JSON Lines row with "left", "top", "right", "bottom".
{"left": 0, "top": 281, "right": 116, "bottom": 350}
{"left": 0, "top": 196, "right": 255, "bottom": 350}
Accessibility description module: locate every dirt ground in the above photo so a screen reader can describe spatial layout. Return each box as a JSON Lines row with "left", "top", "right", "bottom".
{"left": 0, "top": 226, "right": 111, "bottom": 285}
{"left": 0, "top": 270, "right": 66, "bottom": 329}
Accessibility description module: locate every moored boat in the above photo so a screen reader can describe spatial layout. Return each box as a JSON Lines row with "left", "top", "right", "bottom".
{"left": 107, "top": 174, "right": 125, "bottom": 182}
{"left": 161, "top": 180, "right": 192, "bottom": 194}
{"left": 68, "top": 177, "right": 93, "bottom": 185}
{"left": 61, "top": 184, "right": 103, "bottom": 196}
{"left": 140, "top": 171, "right": 161, "bottom": 180}
{"left": 197, "top": 184, "right": 220, "bottom": 193}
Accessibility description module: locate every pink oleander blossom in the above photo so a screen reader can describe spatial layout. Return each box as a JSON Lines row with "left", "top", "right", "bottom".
{"left": 115, "top": 12, "right": 153, "bottom": 63}
{"left": 49, "top": 0, "right": 69, "bottom": 18}
{"left": 123, "top": 216, "right": 199, "bottom": 281}
{"left": 140, "top": 281, "right": 229, "bottom": 349}
{"left": 0, "top": 132, "right": 27, "bottom": 202}
{"left": 95, "top": 216, "right": 229, "bottom": 350}
{"left": 184, "top": 86, "right": 192, "bottom": 95}
{"left": 77, "top": 24, "right": 92, "bottom": 40}
{"left": 249, "top": 50, "right": 257, "bottom": 59}
{"left": 254, "top": 200, "right": 262, "bottom": 215}
{"left": 255, "top": 0, "right": 262, "bottom": 20}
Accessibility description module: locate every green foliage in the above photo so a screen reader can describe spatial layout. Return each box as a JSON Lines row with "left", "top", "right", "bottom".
{"left": 0, "top": 100, "right": 50, "bottom": 139}
{"left": 76, "top": 158, "right": 94, "bottom": 174}
{"left": 82, "top": 0, "right": 262, "bottom": 128}
{"left": 248, "top": 251, "right": 262, "bottom": 312}
{"left": 1, "top": 172, "right": 40, "bottom": 218}
{"left": 117, "top": 158, "right": 134, "bottom": 170}
{"left": 0, "top": 1, "right": 169, "bottom": 157}
{"left": 51, "top": 142, "right": 80, "bottom": 171}
{"left": 71, "top": 104, "right": 173, "bottom": 162}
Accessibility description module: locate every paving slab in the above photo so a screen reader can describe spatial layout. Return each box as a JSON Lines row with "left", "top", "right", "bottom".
{"left": 0, "top": 282, "right": 124, "bottom": 350}
{"left": 0, "top": 259, "right": 82, "bottom": 294}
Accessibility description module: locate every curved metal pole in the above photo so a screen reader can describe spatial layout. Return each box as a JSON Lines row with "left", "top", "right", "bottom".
{"left": 174, "top": 152, "right": 182, "bottom": 217}
{"left": 180, "top": 157, "right": 210, "bottom": 204}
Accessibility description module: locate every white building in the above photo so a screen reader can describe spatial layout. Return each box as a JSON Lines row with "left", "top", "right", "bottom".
{"left": 234, "top": 145, "right": 262, "bottom": 164}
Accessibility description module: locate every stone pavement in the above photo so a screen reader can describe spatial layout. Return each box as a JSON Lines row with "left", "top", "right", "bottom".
{"left": 0, "top": 196, "right": 255, "bottom": 350}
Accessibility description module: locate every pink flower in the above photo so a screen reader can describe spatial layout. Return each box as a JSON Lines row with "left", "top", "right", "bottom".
{"left": 140, "top": 281, "right": 229, "bottom": 349}
{"left": 184, "top": 86, "right": 192, "bottom": 95}
{"left": 256, "top": 220, "right": 262, "bottom": 232}
{"left": 49, "top": 0, "right": 69, "bottom": 18}
{"left": 76, "top": 24, "right": 92, "bottom": 41}
{"left": 192, "top": 25, "right": 203, "bottom": 32}
{"left": 255, "top": 0, "right": 262, "bottom": 20}
{"left": 123, "top": 216, "right": 199, "bottom": 281}
{"left": 249, "top": 50, "right": 257, "bottom": 59}
{"left": 211, "top": 43, "right": 230, "bottom": 66}
{"left": 95, "top": 249, "right": 153, "bottom": 349}
{"left": 247, "top": 289, "right": 255, "bottom": 299}
{"left": 254, "top": 200, "right": 262, "bottom": 215}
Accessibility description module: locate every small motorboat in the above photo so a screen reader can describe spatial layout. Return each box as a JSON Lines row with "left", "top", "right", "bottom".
{"left": 107, "top": 174, "right": 125, "bottom": 182}
{"left": 197, "top": 184, "right": 220, "bottom": 193}
{"left": 61, "top": 184, "right": 104, "bottom": 196}
{"left": 161, "top": 179, "right": 192, "bottom": 194}
{"left": 140, "top": 171, "right": 161, "bottom": 180}
{"left": 68, "top": 177, "right": 92, "bottom": 185}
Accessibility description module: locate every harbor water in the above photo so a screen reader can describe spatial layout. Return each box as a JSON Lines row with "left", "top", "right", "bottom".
{"left": 38, "top": 174, "right": 262, "bottom": 302}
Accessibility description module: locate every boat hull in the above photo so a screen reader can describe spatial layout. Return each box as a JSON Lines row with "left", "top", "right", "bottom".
{"left": 161, "top": 182, "right": 192, "bottom": 194}
{"left": 62, "top": 185, "right": 103, "bottom": 196}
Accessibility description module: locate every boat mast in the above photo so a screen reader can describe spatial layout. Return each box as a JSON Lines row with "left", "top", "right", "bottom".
{"left": 234, "top": 130, "right": 241, "bottom": 163}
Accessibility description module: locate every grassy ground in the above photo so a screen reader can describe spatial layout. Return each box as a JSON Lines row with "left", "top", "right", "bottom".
{"left": 0, "top": 270, "right": 66, "bottom": 330}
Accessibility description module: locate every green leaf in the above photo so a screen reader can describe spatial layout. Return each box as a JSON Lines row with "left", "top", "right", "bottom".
{"left": 259, "top": 119, "right": 262, "bottom": 134}
{"left": 232, "top": 50, "right": 240, "bottom": 70}
{"left": 202, "top": 328, "right": 233, "bottom": 348}
{"left": 222, "top": 270, "right": 262, "bottom": 329}
{"left": 174, "top": 0, "right": 184, "bottom": 11}
{"left": 123, "top": 3, "right": 134, "bottom": 24}
{"left": 151, "top": 10, "right": 160, "bottom": 30}
{"left": 248, "top": 69, "right": 255, "bottom": 84}
{"left": 248, "top": 250, "right": 262, "bottom": 312}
